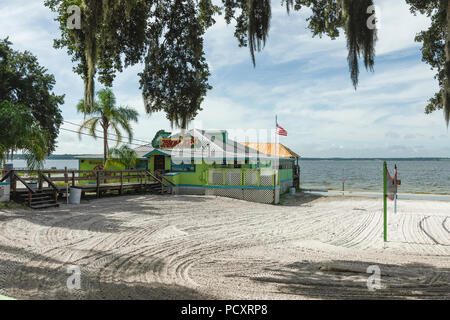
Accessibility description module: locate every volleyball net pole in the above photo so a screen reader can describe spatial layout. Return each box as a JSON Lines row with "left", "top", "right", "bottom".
{"left": 383, "top": 161, "right": 388, "bottom": 242}
{"left": 383, "top": 162, "right": 400, "bottom": 243}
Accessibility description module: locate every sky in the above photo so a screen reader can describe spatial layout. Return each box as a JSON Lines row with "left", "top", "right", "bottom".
{"left": 1, "top": 0, "right": 448, "bottom": 158}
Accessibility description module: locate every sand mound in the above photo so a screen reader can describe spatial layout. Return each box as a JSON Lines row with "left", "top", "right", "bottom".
{"left": 151, "top": 225, "right": 188, "bottom": 241}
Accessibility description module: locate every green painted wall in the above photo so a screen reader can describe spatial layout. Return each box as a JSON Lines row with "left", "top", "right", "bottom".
{"left": 148, "top": 155, "right": 171, "bottom": 172}
{"left": 78, "top": 155, "right": 294, "bottom": 188}
{"left": 163, "top": 162, "right": 207, "bottom": 186}
{"left": 164, "top": 162, "right": 291, "bottom": 188}
{"left": 178, "top": 162, "right": 208, "bottom": 185}
{"left": 149, "top": 157, "right": 154, "bottom": 171}
{"left": 79, "top": 159, "right": 107, "bottom": 171}
{"left": 279, "top": 169, "right": 293, "bottom": 181}
{"left": 79, "top": 159, "right": 149, "bottom": 171}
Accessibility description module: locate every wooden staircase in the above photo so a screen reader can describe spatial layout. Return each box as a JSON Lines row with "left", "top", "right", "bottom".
{"left": 15, "top": 190, "right": 59, "bottom": 210}
{"left": 1, "top": 169, "right": 175, "bottom": 209}
{"left": 147, "top": 182, "right": 171, "bottom": 194}
{"left": 1, "top": 170, "right": 60, "bottom": 210}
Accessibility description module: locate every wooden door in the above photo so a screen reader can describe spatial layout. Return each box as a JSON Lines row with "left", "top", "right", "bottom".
{"left": 154, "top": 156, "right": 166, "bottom": 173}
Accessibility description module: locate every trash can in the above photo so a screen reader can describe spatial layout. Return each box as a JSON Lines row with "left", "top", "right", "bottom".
{"left": 0, "top": 183, "right": 10, "bottom": 202}
{"left": 289, "top": 187, "right": 296, "bottom": 196}
{"left": 69, "top": 187, "right": 82, "bottom": 205}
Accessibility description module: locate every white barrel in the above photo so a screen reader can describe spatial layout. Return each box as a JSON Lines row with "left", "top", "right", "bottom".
{"left": 69, "top": 187, "right": 82, "bottom": 204}
{"left": 289, "top": 187, "right": 296, "bottom": 196}
{"left": 0, "top": 183, "right": 10, "bottom": 202}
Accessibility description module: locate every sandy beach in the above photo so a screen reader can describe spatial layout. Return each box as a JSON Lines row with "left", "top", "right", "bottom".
{"left": 0, "top": 193, "right": 448, "bottom": 300}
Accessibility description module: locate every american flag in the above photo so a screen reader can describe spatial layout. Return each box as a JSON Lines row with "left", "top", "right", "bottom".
{"left": 276, "top": 120, "right": 287, "bottom": 136}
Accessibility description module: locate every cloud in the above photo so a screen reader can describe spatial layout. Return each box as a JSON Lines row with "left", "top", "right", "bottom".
{"left": 385, "top": 131, "right": 400, "bottom": 139}
{"left": 404, "top": 134, "right": 416, "bottom": 140}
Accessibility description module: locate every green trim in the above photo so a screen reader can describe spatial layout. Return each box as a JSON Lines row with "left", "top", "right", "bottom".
{"left": 144, "top": 150, "right": 171, "bottom": 157}
{"left": 0, "top": 295, "right": 14, "bottom": 300}
{"left": 175, "top": 184, "right": 280, "bottom": 190}
{"left": 165, "top": 171, "right": 197, "bottom": 176}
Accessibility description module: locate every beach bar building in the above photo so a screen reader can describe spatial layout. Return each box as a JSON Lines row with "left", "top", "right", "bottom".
{"left": 76, "top": 129, "right": 300, "bottom": 204}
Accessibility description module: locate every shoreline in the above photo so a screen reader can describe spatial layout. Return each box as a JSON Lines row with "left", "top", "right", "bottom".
{"left": 302, "top": 189, "right": 450, "bottom": 201}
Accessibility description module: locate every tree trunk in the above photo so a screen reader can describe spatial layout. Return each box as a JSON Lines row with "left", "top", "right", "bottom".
{"left": 103, "top": 126, "right": 108, "bottom": 165}
{"left": 445, "top": 0, "right": 450, "bottom": 124}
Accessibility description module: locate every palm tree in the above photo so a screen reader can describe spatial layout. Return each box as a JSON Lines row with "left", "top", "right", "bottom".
{"left": 108, "top": 145, "right": 138, "bottom": 170}
{"left": 0, "top": 101, "right": 49, "bottom": 171}
{"left": 77, "top": 88, "right": 139, "bottom": 164}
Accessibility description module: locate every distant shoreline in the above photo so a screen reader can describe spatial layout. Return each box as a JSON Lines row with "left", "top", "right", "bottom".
{"left": 303, "top": 189, "right": 450, "bottom": 201}
{"left": 300, "top": 157, "right": 450, "bottom": 161}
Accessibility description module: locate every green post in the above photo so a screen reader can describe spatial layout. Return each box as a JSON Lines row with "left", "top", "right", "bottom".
{"left": 383, "top": 161, "right": 387, "bottom": 242}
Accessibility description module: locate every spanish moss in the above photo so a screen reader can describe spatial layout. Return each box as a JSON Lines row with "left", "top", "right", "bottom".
{"left": 341, "top": 0, "right": 377, "bottom": 89}
{"left": 247, "top": 0, "right": 271, "bottom": 66}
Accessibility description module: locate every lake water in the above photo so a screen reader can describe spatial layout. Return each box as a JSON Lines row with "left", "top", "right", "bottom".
{"left": 300, "top": 160, "right": 450, "bottom": 195}
{"left": 11, "top": 160, "right": 79, "bottom": 170}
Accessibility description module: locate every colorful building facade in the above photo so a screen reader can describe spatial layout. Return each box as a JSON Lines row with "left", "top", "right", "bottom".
{"left": 77, "top": 129, "right": 300, "bottom": 204}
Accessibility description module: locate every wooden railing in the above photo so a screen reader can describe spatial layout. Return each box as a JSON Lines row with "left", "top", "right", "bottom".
{"left": 1, "top": 168, "right": 172, "bottom": 199}
{"left": 0, "top": 170, "right": 11, "bottom": 183}
{"left": 149, "top": 170, "right": 176, "bottom": 186}
{"left": 41, "top": 173, "right": 59, "bottom": 202}
{"left": 1, "top": 170, "right": 37, "bottom": 206}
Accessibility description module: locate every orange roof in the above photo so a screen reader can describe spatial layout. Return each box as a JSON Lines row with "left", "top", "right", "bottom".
{"left": 241, "top": 143, "right": 300, "bottom": 159}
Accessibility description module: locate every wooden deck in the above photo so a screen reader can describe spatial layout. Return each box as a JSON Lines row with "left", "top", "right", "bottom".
{"left": 70, "top": 181, "right": 163, "bottom": 196}
{"left": 16, "top": 182, "right": 163, "bottom": 195}
{"left": 1, "top": 169, "right": 175, "bottom": 209}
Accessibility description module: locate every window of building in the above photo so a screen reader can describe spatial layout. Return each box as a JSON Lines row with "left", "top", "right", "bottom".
{"left": 171, "top": 160, "right": 195, "bottom": 172}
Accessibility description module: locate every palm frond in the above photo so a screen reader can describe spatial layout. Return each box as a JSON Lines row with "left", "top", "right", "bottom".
{"left": 97, "top": 88, "right": 117, "bottom": 112}
{"left": 77, "top": 100, "right": 102, "bottom": 116}
{"left": 117, "top": 106, "right": 139, "bottom": 122}
{"left": 22, "top": 125, "right": 50, "bottom": 172}
{"left": 78, "top": 117, "right": 100, "bottom": 140}
{"left": 110, "top": 123, "right": 123, "bottom": 147}
{"left": 109, "top": 145, "right": 138, "bottom": 170}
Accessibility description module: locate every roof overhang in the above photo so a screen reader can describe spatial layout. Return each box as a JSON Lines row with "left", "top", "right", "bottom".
{"left": 143, "top": 149, "right": 171, "bottom": 158}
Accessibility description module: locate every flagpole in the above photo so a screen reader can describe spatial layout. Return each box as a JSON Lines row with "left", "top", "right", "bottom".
{"left": 275, "top": 115, "right": 278, "bottom": 159}
{"left": 275, "top": 116, "right": 279, "bottom": 186}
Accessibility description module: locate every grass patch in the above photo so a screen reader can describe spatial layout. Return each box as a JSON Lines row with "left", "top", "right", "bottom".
{"left": 0, "top": 201, "right": 28, "bottom": 210}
